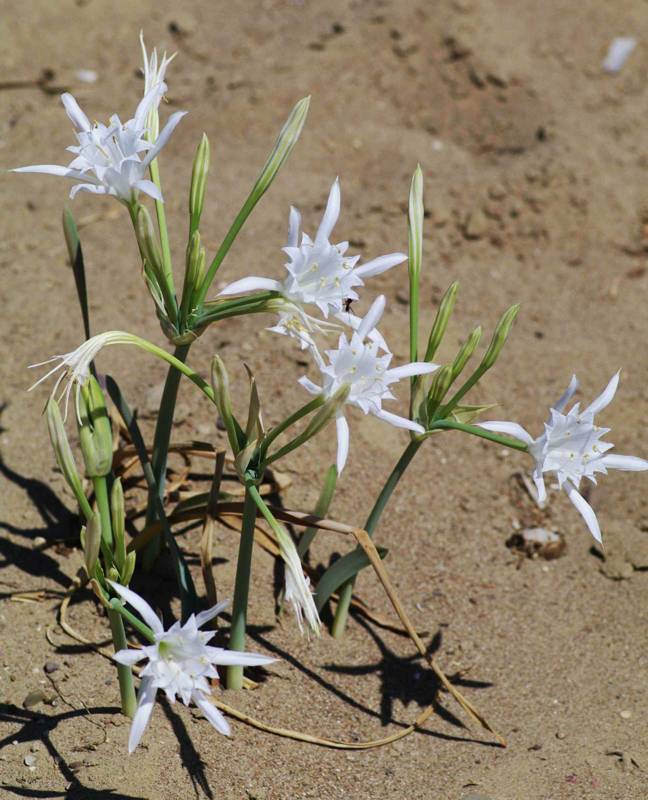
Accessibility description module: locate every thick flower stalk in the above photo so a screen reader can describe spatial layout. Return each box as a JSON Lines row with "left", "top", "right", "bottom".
{"left": 109, "top": 582, "right": 275, "bottom": 752}
{"left": 12, "top": 83, "right": 185, "bottom": 203}
{"left": 299, "top": 295, "right": 438, "bottom": 472}
{"left": 218, "top": 179, "right": 407, "bottom": 341}
{"left": 478, "top": 372, "right": 648, "bottom": 543}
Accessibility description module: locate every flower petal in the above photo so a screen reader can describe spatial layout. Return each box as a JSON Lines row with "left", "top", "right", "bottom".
{"left": 207, "top": 648, "right": 276, "bottom": 667}
{"left": 12, "top": 164, "right": 98, "bottom": 182}
{"left": 564, "top": 482, "right": 602, "bottom": 544}
{"left": 315, "top": 178, "right": 340, "bottom": 244}
{"left": 61, "top": 93, "right": 91, "bottom": 132}
{"left": 354, "top": 252, "right": 407, "bottom": 279}
{"left": 532, "top": 468, "right": 547, "bottom": 504}
{"left": 298, "top": 376, "right": 323, "bottom": 396}
{"left": 583, "top": 371, "right": 620, "bottom": 416}
{"left": 335, "top": 414, "right": 350, "bottom": 473}
{"left": 194, "top": 599, "right": 230, "bottom": 628}
{"left": 476, "top": 420, "right": 534, "bottom": 445}
{"left": 194, "top": 692, "right": 231, "bottom": 736}
{"left": 107, "top": 581, "right": 164, "bottom": 636}
{"left": 218, "top": 277, "right": 282, "bottom": 296}
{"left": 356, "top": 295, "right": 386, "bottom": 341}
{"left": 600, "top": 453, "right": 648, "bottom": 471}
{"left": 134, "top": 179, "right": 163, "bottom": 201}
{"left": 141, "top": 111, "right": 187, "bottom": 167}
{"left": 287, "top": 205, "right": 302, "bottom": 248}
{"left": 128, "top": 677, "right": 157, "bottom": 753}
{"left": 386, "top": 362, "right": 439, "bottom": 380}
{"left": 552, "top": 374, "right": 579, "bottom": 414}
{"left": 373, "top": 408, "right": 424, "bottom": 432}
{"left": 113, "top": 647, "right": 148, "bottom": 666}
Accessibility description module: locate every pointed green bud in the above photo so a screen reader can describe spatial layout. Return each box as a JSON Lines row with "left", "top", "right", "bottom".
{"left": 189, "top": 133, "right": 210, "bottom": 230}
{"left": 451, "top": 325, "right": 482, "bottom": 380}
{"left": 46, "top": 398, "right": 93, "bottom": 520}
{"left": 251, "top": 96, "right": 310, "bottom": 201}
{"left": 107, "top": 566, "right": 120, "bottom": 583}
{"left": 121, "top": 551, "right": 137, "bottom": 585}
{"left": 180, "top": 230, "right": 207, "bottom": 322}
{"left": 83, "top": 512, "right": 102, "bottom": 576}
{"left": 424, "top": 281, "right": 459, "bottom": 362}
{"left": 408, "top": 165, "right": 424, "bottom": 363}
{"left": 210, "top": 355, "right": 240, "bottom": 454}
{"left": 449, "top": 402, "right": 498, "bottom": 425}
{"left": 300, "top": 385, "right": 350, "bottom": 442}
{"left": 243, "top": 364, "right": 264, "bottom": 444}
{"left": 426, "top": 364, "right": 455, "bottom": 419}
{"left": 111, "top": 479, "right": 127, "bottom": 572}
{"left": 77, "top": 376, "right": 113, "bottom": 478}
{"left": 479, "top": 304, "right": 520, "bottom": 371}
{"left": 135, "top": 205, "right": 163, "bottom": 278}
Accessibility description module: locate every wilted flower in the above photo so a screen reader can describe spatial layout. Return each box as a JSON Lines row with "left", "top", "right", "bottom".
{"left": 13, "top": 73, "right": 185, "bottom": 202}
{"left": 478, "top": 372, "right": 648, "bottom": 543}
{"left": 218, "top": 179, "right": 406, "bottom": 321}
{"left": 109, "top": 582, "right": 275, "bottom": 752}
{"left": 299, "top": 295, "right": 438, "bottom": 472}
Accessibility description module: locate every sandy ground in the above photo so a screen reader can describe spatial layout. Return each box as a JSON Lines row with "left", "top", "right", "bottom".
{"left": 2, "top": 1, "right": 648, "bottom": 798}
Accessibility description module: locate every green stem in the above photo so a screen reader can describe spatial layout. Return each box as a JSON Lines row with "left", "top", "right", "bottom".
{"left": 109, "top": 598, "right": 156, "bottom": 643}
{"left": 427, "top": 419, "right": 529, "bottom": 451}
{"left": 143, "top": 344, "right": 191, "bottom": 570}
{"left": 331, "top": 440, "right": 422, "bottom": 639}
{"left": 92, "top": 476, "right": 113, "bottom": 569}
{"left": 260, "top": 396, "right": 324, "bottom": 462}
{"left": 297, "top": 464, "right": 338, "bottom": 560}
{"left": 227, "top": 485, "right": 257, "bottom": 690}
{"left": 107, "top": 607, "right": 137, "bottom": 718}
{"left": 149, "top": 159, "right": 177, "bottom": 305}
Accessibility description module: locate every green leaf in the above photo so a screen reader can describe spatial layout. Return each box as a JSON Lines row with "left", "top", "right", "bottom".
{"left": 315, "top": 545, "right": 388, "bottom": 612}
{"left": 62, "top": 208, "right": 91, "bottom": 341}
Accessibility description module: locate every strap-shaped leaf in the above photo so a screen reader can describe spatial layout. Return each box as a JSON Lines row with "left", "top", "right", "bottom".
{"left": 315, "top": 545, "right": 388, "bottom": 613}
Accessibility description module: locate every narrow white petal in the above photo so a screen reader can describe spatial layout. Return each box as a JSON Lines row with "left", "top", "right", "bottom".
{"left": 208, "top": 649, "right": 276, "bottom": 667}
{"left": 61, "top": 93, "right": 91, "bottom": 131}
{"left": 287, "top": 205, "right": 302, "bottom": 248}
{"left": 134, "top": 179, "right": 163, "bottom": 201}
{"left": 141, "top": 111, "right": 187, "bottom": 167}
{"left": 354, "top": 252, "right": 407, "bottom": 278}
{"left": 12, "top": 164, "right": 98, "bottom": 182}
{"left": 386, "top": 362, "right": 439, "bottom": 380}
{"left": 113, "top": 647, "right": 148, "bottom": 666}
{"left": 552, "top": 374, "right": 579, "bottom": 414}
{"left": 600, "top": 453, "right": 648, "bottom": 472}
{"left": 128, "top": 677, "right": 157, "bottom": 753}
{"left": 298, "top": 376, "right": 323, "bottom": 396}
{"left": 194, "top": 692, "right": 231, "bottom": 736}
{"left": 336, "top": 414, "right": 350, "bottom": 473}
{"left": 532, "top": 468, "right": 547, "bottom": 503}
{"left": 69, "top": 183, "right": 109, "bottom": 199}
{"left": 134, "top": 82, "right": 165, "bottom": 131}
{"left": 374, "top": 409, "right": 423, "bottom": 432}
{"left": 564, "top": 483, "right": 602, "bottom": 544}
{"left": 315, "top": 177, "right": 340, "bottom": 244}
{"left": 356, "top": 295, "right": 386, "bottom": 341}
{"left": 194, "top": 599, "right": 230, "bottom": 628}
{"left": 477, "top": 421, "right": 534, "bottom": 445}
{"left": 107, "top": 581, "right": 164, "bottom": 635}
{"left": 583, "top": 371, "right": 620, "bottom": 416}
{"left": 218, "top": 277, "right": 282, "bottom": 296}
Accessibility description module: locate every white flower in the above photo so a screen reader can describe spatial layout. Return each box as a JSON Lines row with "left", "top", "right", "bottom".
{"left": 12, "top": 82, "right": 185, "bottom": 202}
{"left": 218, "top": 179, "right": 407, "bottom": 319}
{"left": 299, "top": 295, "right": 438, "bottom": 472}
{"left": 109, "top": 582, "right": 275, "bottom": 753}
{"left": 28, "top": 331, "right": 134, "bottom": 418}
{"left": 478, "top": 372, "right": 648, "bottom": 544}
{"left": 139, "top": 32, "right": 176, "bottom": 135}
{"left": 273, "top": 524, "right": 321, "bottom": 635}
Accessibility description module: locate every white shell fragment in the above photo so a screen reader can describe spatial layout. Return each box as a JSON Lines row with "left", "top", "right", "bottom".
{"left": 75, "top": 69, "right": 98, "bottom": 83}
{"left": 602, "top": 37, "right": 637, "bottom": 73}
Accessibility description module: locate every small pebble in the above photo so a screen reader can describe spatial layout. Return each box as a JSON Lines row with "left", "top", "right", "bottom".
{"left": 44, "top": 661, "right": 60, "bottom": 674}
{"left": 24, "top": 754, "right": 36, "bottom": 767}
{"left": 620, "top": 709, "right": 632, "bottom": 720}
{"left": 32, "top": 536, "right": 47, "bottom": 550}
{"left": 556, "top": 730, "right": 566, "bottom": 739}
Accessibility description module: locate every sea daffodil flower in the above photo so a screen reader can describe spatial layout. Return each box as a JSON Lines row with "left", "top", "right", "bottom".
{"left": 218, "top": 179, "right": 407, "bottom": 324}
{"left": 109, "top": 582, "right": 275, "bottom": 752}
{"left": 12, "top": 82, "right": 185, "bottom": 202}
{"left": 299, "top": 295, "right": 438, "bottom": 472}
{"left": 478, "top": 372, "right": 648, "bottom": 543}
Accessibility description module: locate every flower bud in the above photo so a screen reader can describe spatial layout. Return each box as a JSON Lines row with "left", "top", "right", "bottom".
{"left": 77, "top": 376, "right": 113, "bottom": 478}
{"left": 111, "top": 478, "right": 127, "bottom": 573}
{"left": 189, "top": 133, "right": 210, "bottom": 229}
{"left": 46, "top": 398, "right": 93, "bottom": 520}
{"left": 426, "top": 364, "right": 454, "bottom": 419}
{"left": 408, "top": 165, "right": 424, "bottom": 285}
{"left": 82, "top": 512, "right": 102, "bottom": 575}
{"left": 135, "top": 205, "right": 163, "bottom": 278}
{"left": 424, "top": 281, "right": 459, "bottom": 362}
{"left": 210, "top": 355, "right": 241, "bottom": 454}
{"left": 479, "top": 304, "right": 520, "bottom": 371}
{"left": 300, "top": 385, "right": 350, "bottom": 442}
{"left": 451, "top": 325, "right": 482, "bottom": 380}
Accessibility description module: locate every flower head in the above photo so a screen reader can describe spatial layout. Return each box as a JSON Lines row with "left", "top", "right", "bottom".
{"left": 218, "top": 179, "right": 407, "bottom": 321}
{"left": 109, "top": 582, "right": 275, "bottom": 752}
{"left": 478, "top": 372, "right": 648, "bottom": 543}
{"left": 273, "top": 524, "right": 321, "bottom": 635}
{"left": 28, "top": 331, "right": 134, "bottom": 419}
{"left": 13, "top": 51, "right": 185, "bottom": 203}
{"left": 299, "top": 295, "right": 438, "bottom": 472}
